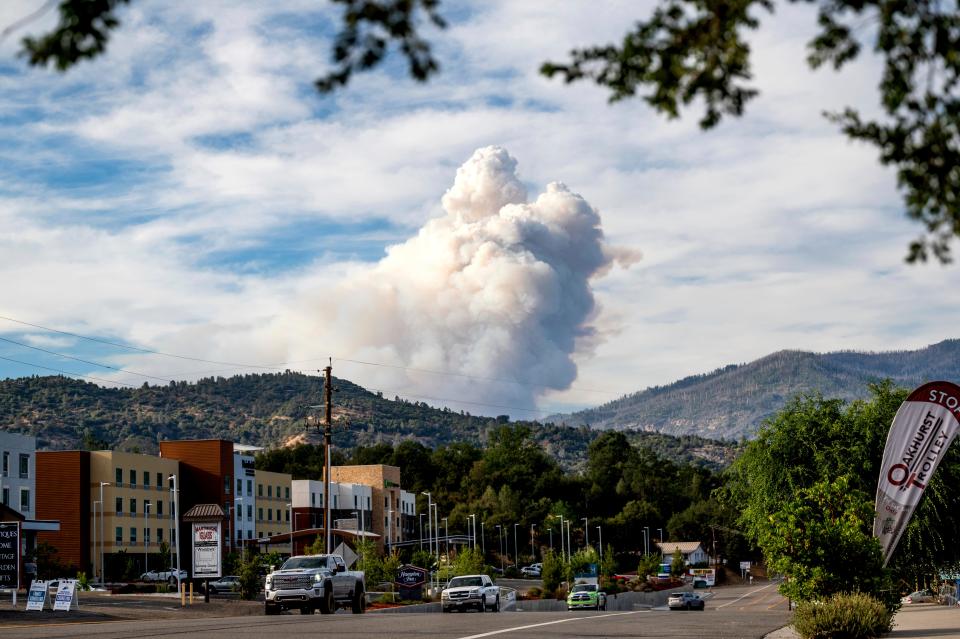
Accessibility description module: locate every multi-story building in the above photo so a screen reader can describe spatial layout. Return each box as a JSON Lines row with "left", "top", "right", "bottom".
{"left": 254, "top": 468, "right": 292, "bottom": 553}
{"left": 89, "top": 451, "right": 180, "bottom": 579}
{"left": 232, "top": 445, "right": 259, "bottom": 548}
{"left": 36, "top": 450, "right": 90, "bottom": 571}
{"left": 329, "top": 465, "right": 409, "bottom": 549}
{"left": 0, "top": 431, "right": 36, "bottom": 516}
{"left": 291, "top": 479, "right": 374, "bottom": 536}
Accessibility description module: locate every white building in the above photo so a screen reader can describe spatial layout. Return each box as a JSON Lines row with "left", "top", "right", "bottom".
{"left": 291, "top": 479, "right": 373, "bottom": 533}
{"left": 0, "top": 431, "right": 35, "bottom": 516}
{"left": 232, "top": 444, "right": 261, "bottom": 545}
{"left": 656, "top": 541, "right": 710, "bottom": 566}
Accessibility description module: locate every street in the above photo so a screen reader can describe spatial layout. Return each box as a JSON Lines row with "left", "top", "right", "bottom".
{"left": 0, "top": 585, "right": 791, "bottom": 639}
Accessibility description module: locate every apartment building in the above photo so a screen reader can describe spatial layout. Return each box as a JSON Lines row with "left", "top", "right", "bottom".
{"left": 254, "top": 468, "right": 292, "bottom": 553}
{"left": 232, "top": 446, "right": 258, "bottom": 546}
{"left": 291, "top": 479, "right": 373, "bottom": 534}
{"left": 89, "top": 451, "right": 180, "bottom": 578}
{"left": 329, "top": 465, "right": 411, "bottom": 548}
{"left": 0, "top": 431, "right": 35, "bottom": 516}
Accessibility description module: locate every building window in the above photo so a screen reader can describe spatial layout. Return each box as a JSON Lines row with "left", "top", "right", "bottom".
{"left": 157, "top": 528, "right": 163, "bottom": 542}
{"left": 285, "top": 487, "right": 289, "bottom": 500}
{"left": 129, "top": 469, "right": 136, "bottom": 487}
{"left": 1, "top": 451, "right": 7, "bottom": 477}
{"left": 116, "top": 527, "right": 123, "bottom": 544}
{"left": 144, "top": 500, "right": 151, "bottom": 517}
{"left": 145, "top": 528, "right": 151, "bottom": 545}
{"left": 267, "top": 509, "right": 273, "bottom": 522}
{"left": 19, "top": 454, "right": 28, "bottom": 479}
{"left": 247, "top": 480, "right": 252, "bottom": 496}
{"left": 156, "top": 500, "right": 163, "bottom": 517}
{"left": 19, "top": 488, "right": 29, "bottom": 512}
{"left": 130, "top": 498, "right": 137, "bottom": 515}
{"left": 236, "top": 478, "right": 242, "bottom": 494}
{"left": 285, "top": 509, "right": 289, "bottom": 522}
{"left": 157, "top": 472, "right": 163, "bottom": 488}
{"left": 267, "top": 485, "right": 272, "bottom": 498}
{"left": 258, "top": 508, "right": 263, "bottom": 521}
{"left": 276, "top": 486, "right": 281, "bottom": 499}
{"left": 143, "top": 471, "right": 151, "bottom": 487}
{"left": 258, "top": 484, "right": 263, "bottom": 497}
{"left": 171, "top": 529, "right": 176, "bottom": 545}
{"left": 311, "top": 493, "right": 315, "bottom": 507}
{"left": 247, "top": 529, "right": 252, "bottom": 540}
{"left": 247, "top": 505, "right": 252, "bottom": 521}
{"left": 115, "top": 497, "right": 123, "bottom": 514}
{"left": 225, "top": 475, "right": 231, "bottom": 495}
{"left": 130, "top": 527, "right": 137, "bottom": 544}
{"left": 115, "top": 467, "right": 122, "bottom": 486}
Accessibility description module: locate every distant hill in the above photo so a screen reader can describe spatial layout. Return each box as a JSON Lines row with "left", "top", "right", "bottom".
{"left": 0, "top": 372, "right": 737, "bottom": 471}
{"left": 550, "top": 339, "right": 960, "bottom": 440}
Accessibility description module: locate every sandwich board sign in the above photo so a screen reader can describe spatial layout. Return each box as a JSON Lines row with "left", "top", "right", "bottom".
{"left": 26, "top": 580, "right": 47, "bottom": 611}
{"left": 53, "top": 579, "right": 79, "bottom": 611}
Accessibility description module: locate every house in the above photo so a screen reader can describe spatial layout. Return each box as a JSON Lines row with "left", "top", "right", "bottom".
{"left": 656, "top": 541, "right": 709, "bottom": 566}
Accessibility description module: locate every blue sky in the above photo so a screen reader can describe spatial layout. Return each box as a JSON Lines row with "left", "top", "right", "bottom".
{"left": 0, "top": 0, "right": 956, "bottom": 419}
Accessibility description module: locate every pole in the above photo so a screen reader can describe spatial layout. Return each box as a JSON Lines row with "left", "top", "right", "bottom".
{"left": 442, "top": 517, "right": 448, "bottom": 569}
{"left": 419, "top": 513, "right": 424, "bottom": 551}
{"left": 582, "top": 518, "right": 589, "bottom": 548}
{"left": 169, "top": 474, "right": 181, "bottom": 592}
{"left": 549, "top": 528, "right": 553, "bottom": 551}
{"left": 530, "top": 524, "right": 536, "bottom": 562}
{"left": 99, "top": 481, "right": 109, "bottom": 583}
{"left": 92, "top": 501, "right": 99, "bottom": 582}
{"left": 496, "top": 525, "right": 503, "bottom": 571}
{"left": 422, "top": 492, "right": 432, "bottom": 557}
{"left": 388, "top": 509, "right": 394, "bottom": 555}
{"left": 658, "top": 528, "right": 664, "bottom": 544}
{"left": 480, "top": 522, "right": 485, "bottom": 557}
{"left": 323, "top": 363, "right": 333, "bottom": 555}
{"left": 597, "top": 526, "right": 602, "bottom": 562}
{"left": 566, "top": 521, "right": 571, "bottom": 561}
{"left": 513, "top": 523, "right": 518, "bottom": 569}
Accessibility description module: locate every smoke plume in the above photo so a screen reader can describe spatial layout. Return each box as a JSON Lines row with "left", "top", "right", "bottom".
{"left": 286, "top": 146, "right": 637, "bottom": 415}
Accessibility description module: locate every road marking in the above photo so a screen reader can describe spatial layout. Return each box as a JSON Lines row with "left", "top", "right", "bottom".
{"left": 454, "top": 611, "right": 642, "bottom": 639}
{"left": 715, "top": 583, "right": 778, "bottom": 609}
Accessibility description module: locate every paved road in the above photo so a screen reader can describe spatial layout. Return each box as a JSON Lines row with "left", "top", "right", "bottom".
{"left": 0, "top": 584, "right": 791, "bottom": 639}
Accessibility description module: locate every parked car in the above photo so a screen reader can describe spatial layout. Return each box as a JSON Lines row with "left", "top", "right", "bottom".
{"left": 206, "top": 575, "right": 240, "bottom": 594}
{"left": 668, "top": 591, "right": 705, "bottom": 610}
{"left": 441, "top": 574, "right": 501, "bottom": 613}
{"left": 520, "top": 563, "right": 542, "bottom": 578}
{"left": 902, "top": 590, "right": 936, "bottom": 604}
{"left": 566, "top": 583, "right": 606, "bottom": 611}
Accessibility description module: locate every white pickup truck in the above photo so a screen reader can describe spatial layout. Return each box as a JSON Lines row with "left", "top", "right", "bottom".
{"left": 441, "top": 574, "right": 501, "bottom": 612}
{"left": 264, "top": 554, "right": 366, "bottom": 615}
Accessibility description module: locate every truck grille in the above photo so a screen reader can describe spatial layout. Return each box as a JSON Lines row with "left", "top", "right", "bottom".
{"left": 274, "top": 574, "right": 314, "bottom": 590}
{"left": 449, "top": 591, "right": 470, "bottom": 600}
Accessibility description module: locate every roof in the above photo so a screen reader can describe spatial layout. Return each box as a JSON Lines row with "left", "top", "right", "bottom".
{"left": 182, "top": 504, "right": 226, "bottom": 521}
{"left": 232, "top": 443, "right": 264, "bottom": 453}
{"left": 656, "top": 541, "right": 705, "bottom": 554}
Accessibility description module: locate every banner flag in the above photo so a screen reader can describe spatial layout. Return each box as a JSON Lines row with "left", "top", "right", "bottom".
{"left": 874, "top": 381, "right": 960, "bottom": 566}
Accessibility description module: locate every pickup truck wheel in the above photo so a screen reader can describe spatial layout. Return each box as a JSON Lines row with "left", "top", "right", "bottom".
{"left": 478, "top": 596, "right": 485, "bottom": 612}
{"left": 351, "top": 588, "right": 366, "bottom": 614}
{"left": 492, "top": 596, "right": 500, "bottom": 612}
{"left": 318, "top": 585, "right": 334, "bottom": 614}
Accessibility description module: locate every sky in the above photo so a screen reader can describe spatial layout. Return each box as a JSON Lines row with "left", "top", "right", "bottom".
{"left": 0, "top": 0, "right": 957, "bottom": 420}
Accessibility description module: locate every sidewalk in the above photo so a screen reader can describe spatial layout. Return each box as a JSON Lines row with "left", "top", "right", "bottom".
{"left": 765, "top": 603, "right": 960, "bottom": 639}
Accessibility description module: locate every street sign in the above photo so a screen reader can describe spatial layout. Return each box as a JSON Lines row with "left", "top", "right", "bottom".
{"left": 192, "top": 522, "right": 222, "bottom": 579}
{"left": 0, "top": 522, "right": 19, "bottom": 591}
{"left": 739, "top": 561, "right": 751, "bottom": 570}
{"left": 53, "top": 579, "right": 78, "bottom": 611}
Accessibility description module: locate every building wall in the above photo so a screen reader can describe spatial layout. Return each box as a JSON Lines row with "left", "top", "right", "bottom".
{"left": 232, "top": 453, "right": 256, "bottom": 545}
{"left": 89, "top": 451, "right": 179, "bottom": 574}
{"left": 254, "top": 469, "right": 292, "bottom": 552}
{"left": 36, "top": 451, "right": 90, "bottom": 571}
{"left": 329, "top": 465, "right": 402, "bottom": 545}
{"left": 0, "top": 432, "right": 36, "bottom": 516}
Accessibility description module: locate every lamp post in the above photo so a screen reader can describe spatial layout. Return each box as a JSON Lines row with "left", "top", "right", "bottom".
{"left": 144, "top": 502, "right": 151, "bottom": 575}
{"left": 495, "top": 525, "right": 503, "bottom": 571}
{"left": 582, "top": 517, "right": 589, "bottom": 549}
{"left": 92, "top": 500, "right": 100, "bottom": 582}
{"left": 642, "top": 527, "right": 649, "bottom": 556}
{"left": 513, "top": 523, "right": 519, "bottom": 568}
{"left": 480, "top": 521, "right": 485, "bottom": 557}
{"left": 554, "top": 515, "right": 565, "bottom": 561}
{"left": 168, "top": 474, "right": 181, "bottom": 590}
{"left": 99, "top": 481, "right": 109, "bottom": 583}
{"left": 421, "top": 492, "right": 432, "bottom": 557}
{"left": 658, "top": 528, "right": 664, "bottom": 544}
{"left": 565, "top": 520, "right": 571, "bottom": 562}
{"left": 549, "top": 528, "right": 553, "bottom": 551}
{"left": 419, "top": 513, "right": 425, "bottom": 551}
{"left": 597, "top": 526, "right": 603, "bottom": 562}
{"left": 442, "top": 517, "right": 448, "bottom": 570}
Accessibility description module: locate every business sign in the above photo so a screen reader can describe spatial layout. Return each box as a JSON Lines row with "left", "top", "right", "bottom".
{"left": 739, "top": 561, "right": 751, "bottom": 570}
{"left": 395, "top": 564, "right": 427, "bottom": 600}
{"left": 0, "top": 522, "right": 19, "bottom": 590}
{"left": 53, "top": 579, "right": 78, "bottom": 611}
{"left": 192, "top": 522, "right": 222, "bottom": 578}
{"left": 874, "top": 381, "right": 960, "bottom": 565}
{"left": 26, "top": 580, "right": 47, "bottom": 611}
{"left": 690, "top": 568, "right": 716, "bottom": 586}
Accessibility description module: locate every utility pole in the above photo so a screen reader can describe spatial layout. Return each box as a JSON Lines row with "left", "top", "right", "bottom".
{"left": 323, "top": 362, "right": 333, "bottom": 554}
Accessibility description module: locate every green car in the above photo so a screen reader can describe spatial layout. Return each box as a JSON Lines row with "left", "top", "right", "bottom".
{"left": 566, "top": 583, "right": 606, "bottom": 611}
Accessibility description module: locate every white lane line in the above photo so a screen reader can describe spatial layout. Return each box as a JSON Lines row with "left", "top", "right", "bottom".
{"left": 454, "top": 611, "right": 643, "bottom": 639}
{"left": 715, "top": 582, "right": 779, "bottom": 609}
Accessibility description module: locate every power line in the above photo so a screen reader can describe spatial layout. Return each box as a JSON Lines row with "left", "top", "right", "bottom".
{"left": 0, "top": 335, "right": 172, "bottom": 383}
{"left": 0, "top": 354, "right": 139, "bottom": 388}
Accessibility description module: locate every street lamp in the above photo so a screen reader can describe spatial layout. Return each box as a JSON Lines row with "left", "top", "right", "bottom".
{"left": 442, "top": 517, "right": 448, "bottom": 567}
{"left": 419, "top": 513, "right": 425, "bottom": 551}
{"left": 98, "top": 481, "right": 109, "bottom": 583}
{"left": 554, "top": 514, "right": 565, "bottom": 561}
{"left": 480, "top": 521, "right": 485, "bottom": 557}
{"left": 421, "top": 492, "right": 432, "bottom": 557}
{"left": 92, "top": 500, "right": 100, "bottom": 583}
{"left": 642, "top": 527, "right": 649, "bottom": 556}
{"left": 582, "top": 517, "right": 589, "bottom": 548}
{"left": 658, "top": 528, "right": 664, "bottom": 544}
{"left": 513, "top": 523, "right": 519, "bottom": 568}
{"left": 388, "top": 509, "right": 394, "bottom": 555}
{"left": 168, "top": 474, "right": 181, "bottom": 589}
{"left": 495, "top": 524, "right": 503, "bottom": 571}
{"left": 548, "top": 527, "right": 553, "bottom": 552}
{"left": 597, "top": 526, "right": 603, "bottom": 562}
{"left": 144, "top": 502, "right": 151, "bottom": 575}
{"left": 565, "top": 520, "right": 571, "bottom": 562}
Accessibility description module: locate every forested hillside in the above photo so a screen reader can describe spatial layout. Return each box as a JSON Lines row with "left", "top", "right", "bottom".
{"left": 0, "top": 372, "right": 736, "bottom": 471}
{"left": 554, "top": 339, "right": 960, "bottom": 440}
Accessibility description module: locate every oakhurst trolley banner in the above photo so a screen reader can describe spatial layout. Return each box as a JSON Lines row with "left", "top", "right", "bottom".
{"left": 874, "top": 380, "right": 960, "bottom": 566}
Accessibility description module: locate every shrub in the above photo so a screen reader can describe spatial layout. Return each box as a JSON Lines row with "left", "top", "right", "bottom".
{"left": 792, "top": 592, "right": 893, "bottom": 639}
{"left": 526, "top": 586, "right": 542, "bottom": 599}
